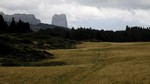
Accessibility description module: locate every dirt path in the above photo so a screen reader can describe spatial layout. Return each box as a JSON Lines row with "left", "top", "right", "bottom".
{"left": 54, "top": 43, "right": 112, "bottom": 84}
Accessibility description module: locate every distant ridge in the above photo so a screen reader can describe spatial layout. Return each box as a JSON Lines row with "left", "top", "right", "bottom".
{"left": 0, "top": 12, "right": 41, "bottom": 25}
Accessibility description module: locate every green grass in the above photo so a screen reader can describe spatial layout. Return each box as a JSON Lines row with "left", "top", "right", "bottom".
{"left": 0, "top": 42, "right": 150, "bottom": 84}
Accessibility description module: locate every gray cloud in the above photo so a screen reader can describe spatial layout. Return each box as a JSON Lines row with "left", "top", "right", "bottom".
{"left": 0, "top": 0, "right": 38, "bottom": 10}
{"left": 66, "top": 0, "right": 150, "bottom": 9}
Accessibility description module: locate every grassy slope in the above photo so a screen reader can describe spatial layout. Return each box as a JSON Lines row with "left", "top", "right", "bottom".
{"left": 0, "top": 42, "right": 150, "bottom": 84}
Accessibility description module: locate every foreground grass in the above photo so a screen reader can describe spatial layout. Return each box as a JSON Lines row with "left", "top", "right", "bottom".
{"left": 0, "top": 42, "right": 150, "bottom": 84}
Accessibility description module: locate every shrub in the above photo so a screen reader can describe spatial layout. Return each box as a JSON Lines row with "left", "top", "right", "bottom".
{"left": 0, "top": 41, "right": 14, "bottom": 55}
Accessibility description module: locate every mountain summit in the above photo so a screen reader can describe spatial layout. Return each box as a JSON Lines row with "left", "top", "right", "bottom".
{"left": 52, "top": 14, "right": 68, "bottom": 27}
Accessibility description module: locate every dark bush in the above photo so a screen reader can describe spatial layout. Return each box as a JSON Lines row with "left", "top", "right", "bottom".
{"left": 1, "top": 50, "right": 54, "bottom": 66}
{"left": 0, "top": 41, "right": 14, "bottom": 55}
{"left": 10, "top": 49, "right": 54, "bottom": 62}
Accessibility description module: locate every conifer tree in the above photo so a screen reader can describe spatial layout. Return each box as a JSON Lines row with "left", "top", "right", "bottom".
{"left": 0, "top": 15, "right": 7, "bottom": 32}
{"left": 9, "top": 17, "right": 16, "bottom": 32}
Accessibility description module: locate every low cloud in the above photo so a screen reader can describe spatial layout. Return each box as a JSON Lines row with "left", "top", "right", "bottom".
{"left": 67, "top": 0, "right": 150, "bottom": 9}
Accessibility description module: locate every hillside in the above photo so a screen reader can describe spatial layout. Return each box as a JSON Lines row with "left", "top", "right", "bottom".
{"left": 0, "top": 32, "right": 77, "bottom": 66}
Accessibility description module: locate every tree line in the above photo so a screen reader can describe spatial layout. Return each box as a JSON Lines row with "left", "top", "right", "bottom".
{"left": 0, "top": 15, "right": 31, "bottom": 33}
{"left": 1, "top": 14, "right": 150, "bottom": 42}
{"left": 39, "top": 26, "right": 150, "bottom": 42}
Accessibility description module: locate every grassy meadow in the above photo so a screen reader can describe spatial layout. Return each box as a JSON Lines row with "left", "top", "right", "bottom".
{"left": 0, "top": 42, "right": 150, "bottom": 84}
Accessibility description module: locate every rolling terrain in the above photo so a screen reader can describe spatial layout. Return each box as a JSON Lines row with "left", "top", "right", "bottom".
{"left": 0, "top": 42, "right": 150, "bottom": 84}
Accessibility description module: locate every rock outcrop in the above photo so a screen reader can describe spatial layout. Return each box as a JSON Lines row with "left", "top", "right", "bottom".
{"left": 0, "top": 12, "right": 41, "bottom": 25}
{"left": 52, "top": 14, "right": 68, "bottom": 27}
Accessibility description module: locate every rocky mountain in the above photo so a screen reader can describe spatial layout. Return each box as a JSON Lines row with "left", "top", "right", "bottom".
{"left": 0, "top": 12, "right": 41, "bottom": 25}
{"left": 52, "top": 14, "right": 68, "bottom": 27}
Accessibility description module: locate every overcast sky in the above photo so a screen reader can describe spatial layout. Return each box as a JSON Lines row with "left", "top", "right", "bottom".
{"left": 0, "top": 0, "right": 150, "bottom": 30}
